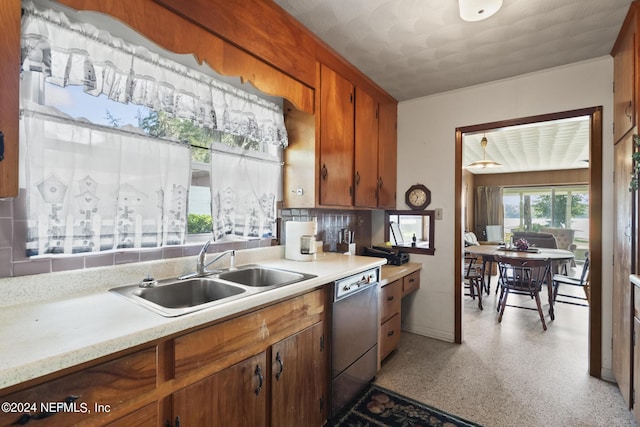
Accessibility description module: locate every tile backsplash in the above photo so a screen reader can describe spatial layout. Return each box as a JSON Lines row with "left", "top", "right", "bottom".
{"left": 0, "top": 191, "right": 375, "bottom": 278}
{"left": 0, "top": 190, "right": 274, "bottom": 278}
{"left": 279, "top": 208, "right": 372, "bottom": 254}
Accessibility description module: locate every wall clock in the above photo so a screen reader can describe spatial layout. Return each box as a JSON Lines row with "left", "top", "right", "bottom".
{"left": 405, "top": 184, "right": 431, "bottom": 210}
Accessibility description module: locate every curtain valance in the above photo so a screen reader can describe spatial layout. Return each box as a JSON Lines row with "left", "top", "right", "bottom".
{"left": 20, "top": 2, "right": 289, "bottom": 148}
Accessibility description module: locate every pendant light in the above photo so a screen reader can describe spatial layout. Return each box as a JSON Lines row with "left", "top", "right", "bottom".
{"left": 459, "top": 0, "right": 503, "bottom": 22}
{"left": 467, "top": 135, "right": 502, "bottom": 169}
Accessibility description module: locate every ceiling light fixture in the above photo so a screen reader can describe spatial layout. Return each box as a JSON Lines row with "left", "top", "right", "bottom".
{"left": 459, "top": 0, "right": 503, "bottom": 22}
{"left": 467, "top": 135, "right": 503, "bottom": 169}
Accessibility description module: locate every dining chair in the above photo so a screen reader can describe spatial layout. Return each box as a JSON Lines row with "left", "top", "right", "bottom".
{"left": 495, "top": 255, "right": 552, "bottom": 330}
{"left": 552, "top": 251, "right": 590, "bottom": 307}
{"left": 464, "top": 255, "right": 484, "bottom": 310}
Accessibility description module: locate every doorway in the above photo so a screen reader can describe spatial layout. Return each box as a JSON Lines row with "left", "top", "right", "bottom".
{"left": 454, "top": 106, "right": 603, "bottom": 377}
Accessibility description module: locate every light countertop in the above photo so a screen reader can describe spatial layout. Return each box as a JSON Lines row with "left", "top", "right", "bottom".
{"left": 0, "top": 249, "right": 385, "bottom": 391}
{"left": 381, "top": 262, "right": 422, "bottom": 285}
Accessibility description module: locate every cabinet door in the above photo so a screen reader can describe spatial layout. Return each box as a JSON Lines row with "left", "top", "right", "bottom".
{"left": 613, "top": 132, "right": 634, "bottom": 408}
{"left": 635, "top": 316, "right": 640, "bottom": 422}
{"left": 319, "top": 65, "right": 354, "bottom": 206}
{"left": 271, "top": 322, "right": 326, "bottom": 427}
{"left": 172, "top": 352, "right": 267, "bottom": 427}
{"left": 354, "top": 87, "right": 379, "bottom": 208}
{"left": 377, "top": 102, "right": 398, "bottom": 208}
{"left": 613, "top": 10, "right": 636, "bottom": 143}
{"left": 0, "top": 0, "right": 20, "bottom": 197}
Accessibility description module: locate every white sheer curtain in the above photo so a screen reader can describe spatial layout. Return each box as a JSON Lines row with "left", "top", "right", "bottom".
{"left": 21, "top": 1, "right": 288, "bottom": 148}
{"left": 22, "top": 105, "right": 191, "bottom": 256}
{"left": 210, "top": 144, "right": 280, "bottom": 241}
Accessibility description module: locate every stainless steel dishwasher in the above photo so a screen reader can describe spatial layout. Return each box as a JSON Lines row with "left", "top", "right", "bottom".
{"left": 331, "top": 267, "right": 380, "bottom": 417}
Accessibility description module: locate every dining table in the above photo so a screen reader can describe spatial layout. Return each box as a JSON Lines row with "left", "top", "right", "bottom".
{"left": 464, "top": 244, "right": 575, "bottom": 320}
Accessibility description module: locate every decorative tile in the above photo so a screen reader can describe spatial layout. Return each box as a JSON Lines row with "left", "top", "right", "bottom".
{"left": 0, "top": 248, "right": 11, "bottom": 278}
{"left": 115, "top": 252, "right": 140, "bottom": 265}
{"left": 0, "top": 218, "right": 11, "bottom": 247}
{"left": 13, "top": 259, "right": 52, "bottom": 277}
{"left": 52, "top": 257, "right": 85, "bottom": 272}
{"left": 85, "top": 253, "right": 115, "bottom": 268}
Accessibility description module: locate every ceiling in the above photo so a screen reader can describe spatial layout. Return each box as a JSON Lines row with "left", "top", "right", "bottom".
{"left": 273, "top": 0, "right": 631, "bottom": 174}
{"left": 273, "top": 0, "right": 631, "bottom": 101}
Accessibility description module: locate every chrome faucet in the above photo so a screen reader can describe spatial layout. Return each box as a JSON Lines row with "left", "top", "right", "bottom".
{"left": 179, "top": 240, "right": 236, "bottom": 279}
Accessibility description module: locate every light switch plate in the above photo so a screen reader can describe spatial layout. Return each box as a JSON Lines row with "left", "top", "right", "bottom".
{"left": 435, "top": 208, "right": 443, "bottom": 220}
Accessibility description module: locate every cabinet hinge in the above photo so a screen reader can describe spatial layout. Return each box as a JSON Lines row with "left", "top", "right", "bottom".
{"left": 613, "top": 81, "right": 615, "bottom": 94}
{"left": 320, "top": 396, "right": 324, "bottom": 413}
{"left": 612, "top": 122, "right": 615, "bottom": 135}
{"left": 350, "top": 93, "right": 353, "bottom": 104}
{"left": 376, "top": 107, "right": 379, "bottom": 120}
{"left": 320, "top": 335, "right": 324, "bottom": 352}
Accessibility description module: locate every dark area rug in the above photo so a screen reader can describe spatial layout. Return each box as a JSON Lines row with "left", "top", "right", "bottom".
{"left": 329, "top": 385, "right": 483, "bottom": 427}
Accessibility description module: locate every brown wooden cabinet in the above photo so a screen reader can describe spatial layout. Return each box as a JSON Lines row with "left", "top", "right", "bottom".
{"left": 612, "top": 3, "right": 640, "bottom": 415}
{"left": 319, "top": 64, "right": 355, "bottom": 207}
{"left": 613, "top": 131, "right": 634, "bottom": 409}
{"left": 379, "top": 279, "right": 402, "bottom": 362}
{"left": 354, "top": 87, "right": 380, "bottom": 208}
{"left": 0, "top": 0, "right": 20, "bottom": 198}
{"left": 271, "top": 322, "right": 326, "bottom": 427}
{"left": 172, "top": 352, "right": 268, "bottom": 427}
{"left": 377, "top": 102, "right": 398, "bottom": 208}
{"left": 378, "top": 265, "right": 421, "bottom": 367}
{"left": 613, "top": 4, "right": 637, "bottom": 143}
{"left": 0, "top": 347, "right": 158, "bottom": 426}
{"left": 0, "top": 288, "right": 328, "bottom": 427}
{"left": 633, "top": 279, "right": 640, "bottom": 422}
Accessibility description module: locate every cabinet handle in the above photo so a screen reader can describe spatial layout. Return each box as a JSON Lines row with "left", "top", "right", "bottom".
{"left": 321, "top": 164, "right": 328, "bottom": 180}
{"left": 409, "top": 278, "right": 415, "bottom": 283}
{"left": 378, "top": 177, "right": 383, "bottom": 189}
{"left": 175, "top": 416, "right": 181, "bottom": 427}
{"left": 0, "top": 131, "right": 4, "bottom": 161}
{"left": 387, "top": 296, "right": 394, "bottom": 301}
{"left": 625, "top": 101, "right": 633, "bottom": 120}
{"left": 275, "top": 351, "right": 284, "bottom": 380}
{"left": 254, "top": 364, "right": 263, "bottom": 396}
{"left": 355, "top": 171, "right": 360, "bottom": 185}
{"left": 349, "top": 186, "right": 353, "bottom": 197}
{"left": 387, "top": 330, "right": 394, "bottom": 337}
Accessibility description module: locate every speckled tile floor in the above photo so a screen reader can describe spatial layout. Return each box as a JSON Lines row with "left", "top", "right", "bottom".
{"left": 374, "top": 285, "right": 637, "bottom": 427}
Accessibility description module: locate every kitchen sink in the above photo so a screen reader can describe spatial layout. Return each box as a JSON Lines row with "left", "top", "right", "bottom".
{"left": 135, "top": 278, "right": 245, "bottom": 308}
{"left": 218, "top": 265, "right": 316, "bottom": 287}
{"left": 110, "top": 277, "right": 247, "bottom": 317}
{"left": 110, "top": 265, "right": 316, "bottom": 317}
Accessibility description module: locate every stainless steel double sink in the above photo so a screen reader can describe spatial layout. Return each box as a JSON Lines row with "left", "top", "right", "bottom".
{"left": 110, "top": 265, "right": 316, "bottom": 317}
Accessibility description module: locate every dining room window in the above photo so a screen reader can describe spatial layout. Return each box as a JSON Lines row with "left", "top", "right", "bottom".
{"left": 503, "top": 185, "right": 589, "bottom": 259}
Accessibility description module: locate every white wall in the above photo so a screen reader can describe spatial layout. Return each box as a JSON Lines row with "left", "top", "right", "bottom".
{"left": 396, "top": 56, "right": 615, "bottom": 375}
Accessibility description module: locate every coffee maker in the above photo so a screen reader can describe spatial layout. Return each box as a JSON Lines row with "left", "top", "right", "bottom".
{"left": 285, "top": 220, "right": 317, "bottom": 261}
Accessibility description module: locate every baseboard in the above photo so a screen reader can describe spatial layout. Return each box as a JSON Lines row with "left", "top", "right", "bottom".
{"left": 401, "top": 321, "right": 454, "bottom": 343}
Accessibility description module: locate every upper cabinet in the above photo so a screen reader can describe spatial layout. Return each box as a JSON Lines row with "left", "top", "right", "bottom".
{"left": 377, "top": 102, "right": 398, "bottom": 208}
{"left": 284, "top": 63, "right": 398, "bottom": 209}
{"left": 612, "top": 3, "right": 637, "bottom": 144}
{"left": 319, "top": 65, "right": 356, "bottom": 207}
{"left": 0, "top": 0, "right": 21, "bottom": 198}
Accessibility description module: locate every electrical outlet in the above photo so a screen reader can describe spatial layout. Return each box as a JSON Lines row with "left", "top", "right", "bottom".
{"left": 435, "top": 208, "right": 443, "bottom": 220}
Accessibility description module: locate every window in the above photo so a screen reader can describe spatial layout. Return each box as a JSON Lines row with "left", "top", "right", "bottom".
{"left": 20, "top": 1, "right": 286, "bottom": 256}
{"left": 503, "top": 185, "right": 589, "bottom": 259}
{"left": 385, "top": 210, "right": 436, "bottom": 255}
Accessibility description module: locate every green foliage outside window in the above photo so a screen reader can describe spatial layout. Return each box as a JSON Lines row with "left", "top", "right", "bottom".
{"left": 532, "top": 194, "right": 587, "bottom": 228}
{"left": 188, "top": 213, "right": 213, "bottom": 234}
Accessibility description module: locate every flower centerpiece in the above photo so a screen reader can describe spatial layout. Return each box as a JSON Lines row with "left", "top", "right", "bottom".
{"left": 515, "top": 238, "right": 530, "bottom": 251}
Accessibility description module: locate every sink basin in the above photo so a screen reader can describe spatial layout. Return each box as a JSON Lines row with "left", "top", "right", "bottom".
{"left": 134, "top": 278, "right": 245, "bottom": 308}
{"left": 218, "top": 265, "right": 316, "bottom": 287}
{"left": 110, "top": 278, "right": 246, "bottom": 317}
{"left": 110, "top": 265, "right": 316, "bottom": 317}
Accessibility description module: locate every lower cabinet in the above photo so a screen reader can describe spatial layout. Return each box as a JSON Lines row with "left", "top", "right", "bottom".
{"left": 0, "top": 288, "right": 328, "bottom": 427}
{"left": 378, "top": 265, "right": 421, "bottom": 368}
{"left": 171, "top": 322, "right": 326, "bottom": 427}
{"left": 172, "top": 352, "right": 267, "bottom": 427}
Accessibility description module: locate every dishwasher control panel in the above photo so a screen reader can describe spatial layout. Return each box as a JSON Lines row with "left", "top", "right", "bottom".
{"left": 334, "top": 267, "right": 379, "bottom": 301}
